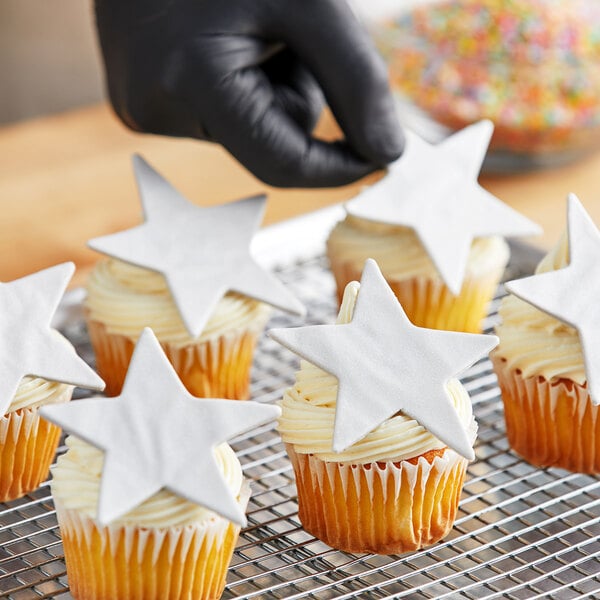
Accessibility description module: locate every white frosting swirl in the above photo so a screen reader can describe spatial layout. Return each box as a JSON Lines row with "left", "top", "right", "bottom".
{"left": 327, "top": 214, "right": 509, "bottom": 281}
{"left": 495, "top": 232, "right": 585, "bottom": 383}
{"left": 7, "top": 376, "right": 73, "bottom": 415}
{"left": 51, "top": 436, "right": 244, "bottom": 528}
{"left": 278, "top": 281, "right": 476, "bottom": 463}
{"left": 85, "top": 259, "right": 271, "bottom": 347}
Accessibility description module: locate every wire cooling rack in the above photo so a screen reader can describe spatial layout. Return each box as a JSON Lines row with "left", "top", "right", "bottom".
{"left": 1, "top": 218, "right": 599, "bottom": 599}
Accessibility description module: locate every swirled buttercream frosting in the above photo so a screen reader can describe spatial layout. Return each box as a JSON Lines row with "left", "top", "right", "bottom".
{"left": 278, "top": 281, "right": 476, "bottom": 463}
{"left": 326, "top": 214, "right": 509, "bottom": 280}
{"left": 51, "top": 436, "right": 244, "bottom": 528}
{"left": 85, "top": 259, "right": 271, "bottom": 346}
{"left": 7, "top": 377, "right": 72, "bottom": 415}
{"left": 495, "top": 232, "right": 585, "bottom": 383}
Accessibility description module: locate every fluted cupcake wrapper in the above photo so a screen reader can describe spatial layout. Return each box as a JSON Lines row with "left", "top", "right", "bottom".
{"left": 328, "top": 258, "right": 505, "bottom": 333}
{"left": 286, "top": 444, "right": 468, "bottom": 555}
{"left": 492, "top": 355, "right": 600, "bottom": 473}
{"left": 0, "top": 391, "right": 71, "bottom": 502}
{"left": 55, "top": 483, "right": 250, "bottom": 600}
{"left": 86, "top": 315, "right": 269, "bottom": 399}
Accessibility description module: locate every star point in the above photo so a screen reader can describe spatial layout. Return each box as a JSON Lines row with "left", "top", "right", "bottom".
{"left": 346, "top": 121, "right": 541, "bottom": 295}
{"left": 505, "top": 194, "right": 600, "bottom": 404}
{"left": 0, "top": 263, "right": 105, "bottom": 415}
{"left": 88, "top": 156, "right": 305, "bottom": 338}
{"left": 41, "top": 328, "right": 281, "bottom": 526}
{"left": 270, "top": 259, "right": 498, "bottom": 459}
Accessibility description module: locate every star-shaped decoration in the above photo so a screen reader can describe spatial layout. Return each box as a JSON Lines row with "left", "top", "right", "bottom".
{"left": 0, "top": 262, "right": 105, "bottom": 415}
{"left": 41, "top": 328, "right": 280, "bottom": 526}
{"left": 346, "top": 121, "right": 541, "bottom": 294}
{"left": 88, "top": 155, "right": 305, "bottom": 338}
{"left": 269, "top": 259, "right": 498, "bottom": 459}
{"left": 505, "top": 194, "right": 600, "bottom": 404}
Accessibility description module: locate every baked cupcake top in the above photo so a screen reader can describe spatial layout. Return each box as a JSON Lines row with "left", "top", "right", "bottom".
{"left": 278, "top": 281, "right": 477, "bottom": 463}
{"left": 7, "top": 377, "right": 72, "bottom": 415}
{"left": 42, "top": 328, "right": 280, "bottom": 527}
{"left": 342, "top": 121, "right": 540, "bottom": 294}
{"left": 86, "top": 258, "right": 271, "bottom": 346}
{"left": 271, "top": 259, "right": 498, "bottom": 461}
{"left": 0, "top": 262, "right": 104, "bottom": 417}
{"left": 327, "top": 214, "right": 509, "bottom": 282}
{"left": 87, "top": 155, "right": 304, "bottom": 340}
{"left": 52, "top": 436, "right": 244, "bottom": 528}
{"left": 495, "top": 231, "right": 584, "bottom": 383}
{"left": 498, "top": 194, "right": 600, "bottom": 403}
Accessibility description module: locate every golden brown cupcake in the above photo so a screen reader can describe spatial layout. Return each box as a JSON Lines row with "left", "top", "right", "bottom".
{"left": 271, "top": 260, "right": 496, "bottom": 554}
{"left": 493, "top": 196, "right": 600, "bottom": 472}
{"left": 327, "top": 121, "right": 539, "bottom": 334}
{"left": 0, "top": 262, "right": 104, "bottom": 501}
{"left": 86, "top": 156, "right": 303, "bottom": 398}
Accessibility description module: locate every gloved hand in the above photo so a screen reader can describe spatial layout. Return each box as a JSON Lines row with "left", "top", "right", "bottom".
{"left": 94, "top": 0, "right": 404, "bottom": 187}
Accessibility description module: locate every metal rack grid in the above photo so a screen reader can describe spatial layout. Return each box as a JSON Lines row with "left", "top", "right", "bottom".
{"left": 1, "top": 250, "right": 599, "bottom": 599}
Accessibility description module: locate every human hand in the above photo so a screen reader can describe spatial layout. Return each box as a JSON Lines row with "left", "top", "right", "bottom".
{"left": 94, "top": 0, "right": 404, "bottom": 187}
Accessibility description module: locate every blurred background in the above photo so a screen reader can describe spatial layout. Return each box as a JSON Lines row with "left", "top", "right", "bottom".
{"left": 0, "top": 1, "right": 103, "bottom": 125}
{"left": 2, "top": 0, "right": 600, "bottom": 285}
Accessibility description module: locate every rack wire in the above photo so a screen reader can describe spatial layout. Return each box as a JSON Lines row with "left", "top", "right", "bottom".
{"left": 1, "top": 250, "right": 599, "bottom": 599}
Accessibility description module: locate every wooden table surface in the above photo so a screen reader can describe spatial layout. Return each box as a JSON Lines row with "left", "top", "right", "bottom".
{"left": 2, "top": 103, "right": 600, "bottom": 287}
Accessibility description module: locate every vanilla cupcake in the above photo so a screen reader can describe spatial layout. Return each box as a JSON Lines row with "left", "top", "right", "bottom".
{"left": 271, "top": 261, "right": 496, "bottom": 554}
{"left": 327, "top": 121, "right": 539, "bottom": 333}
{"left": 327, "top": 216, "right": 509, "bottom": 333}
{"left": 492, "top": 198, "right": 600, "bottom": 472}
{"left": 41, "top": 328, "right": 281, "bottom": 600}
{"left": 85, "top": 156, "right": 303, "bottom": 398}
{"left": 86, "top": 259, "right": 271, "bottom": 398}
{"left": 0, "top": 262, "right": 104, "bottom": 502}
{"left": 51, "top": 436, "right": 249, "bottom": 600}
{"left": 0, "top": 377, "right": 72, "bottom": 502}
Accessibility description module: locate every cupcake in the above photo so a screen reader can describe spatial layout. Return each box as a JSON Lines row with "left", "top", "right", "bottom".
{"left": 41, "top": 328, "right": 281, "bottom": 600}
{"left": 51, "top": 436, "right": 249, "bottom": 600}
{"left": 0, "top": 263, "right": 104, "bottom": 502}
{"left": 492, "top": 195, "right": 600, "bottom": 473}
{"left": 0, "top": 378, "right": 72, "bottom": 502}
{"left": 86, "top": 155, "right": 304, "bottom": 398}
{"left": 327, "top": 121, "right": 540, "bottom": 333}
{"left": 270, "top": 259, "right": 497, "bottom": 554}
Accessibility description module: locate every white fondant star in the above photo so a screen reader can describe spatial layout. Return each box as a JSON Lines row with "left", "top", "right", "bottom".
{"left": 0, "top": 263, "right": 105, "bottom": 415}
{"left": 346, "top": 121, "right": 541, "bottom": 294}
{"left": 269, "top": 259, "right": 498, "bottom": 460}
{"left": 88, "top": 155, "right": 305, "bottom": 338}
{"left": 41, "top": 328, "right": 280, "bottom": 526}
{"left": 505, "top": 194, "right": 600, "bottom": 404}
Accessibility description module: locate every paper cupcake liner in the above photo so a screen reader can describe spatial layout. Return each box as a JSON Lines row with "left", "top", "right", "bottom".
{"left": 55, "top": 484, "right": 250, "bottom": 600}
{"left": 0, "top": 393, "right": 71, "bottom": 502}
{"left": 329, "top": 258, "right": 504, "bottom": 333}
{"left": 87, "top": 318, "right": 266, "bottom": 399}
{"left": 492, "top": 355, "right": 600, "bottom": 473}
{"left": 286, "top": 444, "right": 468, "bottom": 554}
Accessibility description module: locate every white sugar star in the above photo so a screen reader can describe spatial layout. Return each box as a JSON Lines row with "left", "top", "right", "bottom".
{"left": 270, "top": 259, "right": 498, "bottom": 459}
{"left": 346, "top": 121, "right": 541, "bottom": 294}
{"left": 506, "top": 194, "right": 600, "bottom": 404}
{"left": 0, "top": 263, "right": 104, "bottom": 415}
{"left": 88, "top": 156, "right": 305, "bottom": 338}
{"left": 41, "top": 328, "right": 280, "bottom": 526}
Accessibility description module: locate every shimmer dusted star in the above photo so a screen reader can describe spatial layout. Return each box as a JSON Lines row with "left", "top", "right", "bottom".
{"left": 269, "top": 259, "right": 498, "bottom": 459}
{"left": 346, "top": 121, "right": 541, "bottom": 294}
{"left": 41, "top": 328, "right": 281, "bottom": 526}
{"left": 0, "top": 263, "right": 104, "bottom": 415}
{"left": 88, "top": 155, "right": 305, "bottom": 338}
{"left": 506, "top": 194, "right": 600, "bottom": 404}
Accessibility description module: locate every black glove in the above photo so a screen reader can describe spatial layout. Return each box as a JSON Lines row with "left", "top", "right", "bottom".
{"left": 94, "top": 0, "right": 404, "bottom": 187}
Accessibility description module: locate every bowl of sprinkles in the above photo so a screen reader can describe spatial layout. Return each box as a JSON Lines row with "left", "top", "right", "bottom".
{"left": 372, "top": 0, "right": 600, "bottom": 169}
